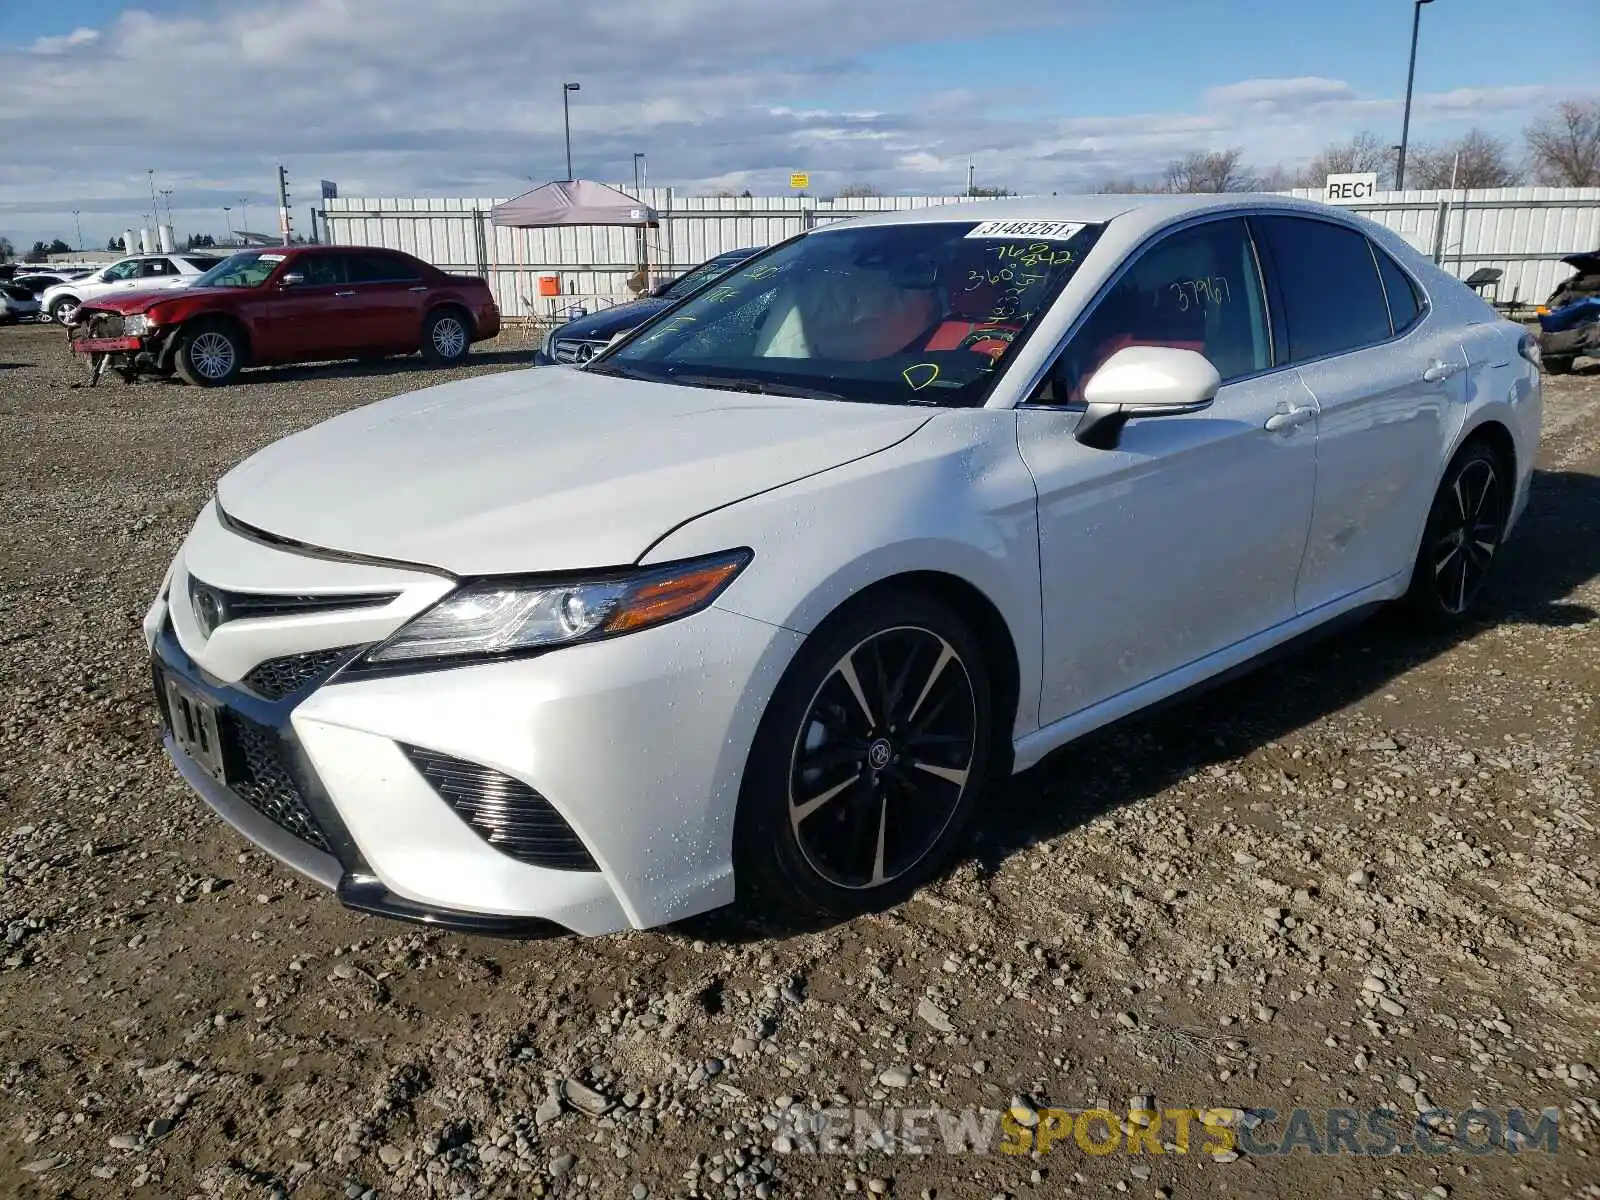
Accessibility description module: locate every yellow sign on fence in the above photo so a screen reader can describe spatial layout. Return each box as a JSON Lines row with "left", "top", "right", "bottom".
{"left": 789, "top": 172, "right": 809, "bottom": 190}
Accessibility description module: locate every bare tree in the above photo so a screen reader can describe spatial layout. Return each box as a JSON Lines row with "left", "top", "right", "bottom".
{"left": 836, "top": 182, "right": 881, "bottom": 199}
{"left": 1525, "top": 99, "right": 1600, "bottom": 186}
{"left": 1093, "top": 177, "right": 1165, "bottom": 194}
{"left": 1253, "top": 163, "right": 1298, "bottom": 193}
{"left": 1297, "top": 131, "right": 1395, "bottom": 188}
{"left": 1163, "top": 148, "right": 1254, "bottom": 193}
{"left": 1406, "top": 129, "right": 1521, "bottom": 189}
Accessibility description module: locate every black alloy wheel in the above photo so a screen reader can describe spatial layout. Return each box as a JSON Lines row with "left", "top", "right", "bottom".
{"left": 735, "top": 591, "right": 992, "bottom": 921}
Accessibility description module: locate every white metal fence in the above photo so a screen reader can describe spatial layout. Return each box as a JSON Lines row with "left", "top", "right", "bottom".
{"left": 322, "top": 186, "right": 1600, "bottom": 324}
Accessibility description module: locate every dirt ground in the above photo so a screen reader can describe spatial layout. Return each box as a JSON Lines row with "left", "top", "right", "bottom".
{"left": 0, "top": 322, "right": 1596, "bottom": 1200}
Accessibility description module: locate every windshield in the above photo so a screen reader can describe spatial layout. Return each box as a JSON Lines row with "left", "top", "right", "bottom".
{"left": 598, "top": 219, "right": 1104, "bottom": 406}
{"left": 660, "top": 252, "right": 754, "bottom": 300}
{"left": 192, "top": 251, "right": 289, "bottom": 289}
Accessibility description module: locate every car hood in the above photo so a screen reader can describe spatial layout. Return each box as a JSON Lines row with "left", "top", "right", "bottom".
{"left": 552, "top": 298, "right": 670, "bottom": 341}
{"left": 81, "top": 286, "right": 231, "bottom": 314}
{"left": 217, "top": 368, "right": 933, "bottom": 575}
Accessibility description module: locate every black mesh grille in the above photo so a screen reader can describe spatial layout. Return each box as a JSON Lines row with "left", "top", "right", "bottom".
{"left": 400, "top": 746, "right": 598, "bottom": 872}
{"left": 242, "top": 647, "right": 355, "bottom": 700}
{"left": 221, "top": 712, "right": 333, "bottom": 853}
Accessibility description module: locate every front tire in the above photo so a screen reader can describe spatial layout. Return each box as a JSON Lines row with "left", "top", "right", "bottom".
{"left": 421, "top": 308, "right": 470, "bottom": 366}
{"left": 1405, "top": 439, "right": 1508, "bottom": 624}
{"left": 174, "top": 321, "right": 243, "bottom": 387}
{"left": 734, "top": 591, "right": 993, "bottom": 923}
{"left": 49, "top": 296, "right": 79, "bottom": 324}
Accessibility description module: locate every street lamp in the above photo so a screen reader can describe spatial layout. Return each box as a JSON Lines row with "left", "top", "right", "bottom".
{"left": 160, "top": 189, "right": 174, "bottom": 227}
{"left": 1396, "top": 0, "right": 1436, "bottom": 191}
{"left": 562, "top": 82, "right": 581, "bottom": 180}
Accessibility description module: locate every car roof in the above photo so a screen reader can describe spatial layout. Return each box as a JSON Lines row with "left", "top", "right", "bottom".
{"left": 828, "top": 193, "right": 1355, "bottom": 240}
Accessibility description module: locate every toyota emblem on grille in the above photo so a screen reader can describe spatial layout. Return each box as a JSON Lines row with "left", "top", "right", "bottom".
{"left": 188, "top": 576, "right": 227, "bottom": 637}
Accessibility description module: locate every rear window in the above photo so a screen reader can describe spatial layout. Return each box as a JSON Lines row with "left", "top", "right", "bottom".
{"left": 1373, "top": 246, "right": 1423, "bottom": 334}
{"left": 1256, "top": 216, "right": 1392, "bottom": 362}
{"left": 347, "top": 253, "right": 421, "bottom": 284}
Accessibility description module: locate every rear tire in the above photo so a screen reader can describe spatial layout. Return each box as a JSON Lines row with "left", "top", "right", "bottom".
{"left": 1404, "top": 439, "right": 1508, "bottom": 625}
{"left": 1542, "top": 356, "right": 1574, "bottom": 376}
{"left": 174, "top": 321, "right": 243, "bottom": 387}
{"left": 733, "top": 590, "right": 993, "bottom": 923}
{"left": 421, "top": 308, "right": 470, "bottom": 366}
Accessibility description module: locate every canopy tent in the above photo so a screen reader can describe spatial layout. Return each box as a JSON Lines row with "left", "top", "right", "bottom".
{"left": 489, "top": 179, "right": 658, "bottom": 228}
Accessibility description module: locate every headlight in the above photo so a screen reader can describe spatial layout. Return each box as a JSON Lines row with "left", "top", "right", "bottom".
{"left": 360, "top": 549, "right": 752, "bottom": 666}
{"left": 124, "top": 314, "right": 152, "bottom": 335}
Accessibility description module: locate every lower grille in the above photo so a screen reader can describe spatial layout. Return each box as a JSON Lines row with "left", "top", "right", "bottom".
{"left": 400, "top": 745, "right": 598, "bottom": 871}
{"left": 75, "top": 309, "right": 126, "bottom": 338}
{"left": 222, "top": 712, "right": 333, "bottom": 854}
{"left": 243, "top": 647, "right": 356, "bottom": 701}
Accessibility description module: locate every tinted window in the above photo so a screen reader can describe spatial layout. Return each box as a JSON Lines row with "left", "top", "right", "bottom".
{"left": 346, "top": 253, "right": 420, "bottom": 284}
{"left": 297, "top": 256, "right": 345, "bottom": 286}
{"left": 1373, "top": 245, "right": 1423, "bottom": 334}
{"left": 1257, "top": 216, "right": 1391, "bottom": 361}
{"left": 1036, "top": 217, "right": 1271, "bottom": 403}
{"left": 138, "top": 259, "right": 176, "bottom": 277}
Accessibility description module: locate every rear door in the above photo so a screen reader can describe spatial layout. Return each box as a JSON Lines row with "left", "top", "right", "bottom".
{"left": 1252, "top": 216, "right": 1463, "bottom": 613}
{"left": 138, "top": 257, "right": 189, "bottom": 292}
{"left": 343, "top": 252, "right": 429, "bottom": 351}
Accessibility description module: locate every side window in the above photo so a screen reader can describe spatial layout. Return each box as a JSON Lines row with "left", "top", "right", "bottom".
{"left": 297, "top": 256, "right": 345, "bottom": 286}
{"left": 102, "top": 261, "right": 140, "bottom": 282}
{"left": 184, "top": 257, "right": 219, "bottom": 271}
{"left": 1373, "top": 244, "right": 1424, "bottom": 335}
{"left": 1034, "top": 217, "right": 1270, "bottom": 404}
{"left": 142, "top": 259, "right": 179, "bottom": 277}
{"left": 1256, "top": 216, "right": 1391, "bottom": 361}
{"left": 347, "top": 253, "right": 421, "bottom": 284}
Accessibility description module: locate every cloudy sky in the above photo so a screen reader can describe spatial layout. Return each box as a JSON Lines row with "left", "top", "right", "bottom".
{"left": 1, "top": 0, "right": 1593, "bottom": 251}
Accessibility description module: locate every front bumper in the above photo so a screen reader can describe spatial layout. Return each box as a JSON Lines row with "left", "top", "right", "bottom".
{"left": 147, "top": 506, "right": 802, "bottom": 934}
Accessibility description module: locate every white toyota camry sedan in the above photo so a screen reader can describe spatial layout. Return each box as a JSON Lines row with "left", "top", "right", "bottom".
{"left": 145, "top": 195, "right": 1541, "bottom": 935}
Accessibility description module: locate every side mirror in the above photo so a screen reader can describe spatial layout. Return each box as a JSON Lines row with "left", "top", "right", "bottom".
{"left": 1075, "top": 346, "right": 1221, "bottom": 450}
{"left": 279, "top": 272, "right": 305, "bottom": 287}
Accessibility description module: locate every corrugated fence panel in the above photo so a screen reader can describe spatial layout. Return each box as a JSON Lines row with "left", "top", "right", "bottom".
{"left": 326, "top": 187, "right": 1600, "bottom": 321}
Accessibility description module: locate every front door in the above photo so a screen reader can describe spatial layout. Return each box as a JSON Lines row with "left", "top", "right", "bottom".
{"left": 1017, "top": 216, "right": 1319, "bottom": 726}
{"left": 252, "top": 252, "right": 348, "bottom": 363}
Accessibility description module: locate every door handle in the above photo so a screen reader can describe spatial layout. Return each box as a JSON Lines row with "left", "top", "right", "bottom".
{"left": 407, "top": 286, "right": 428, "bottom": 293}
{"left": 334, "top": 290, "right": 356, "bottom": 297}
{"left": 1264, "top": 405, "right": 1314, "bottom": 433}
{"left": 1422, "top": 360, "right": 1463, "bottom": 383}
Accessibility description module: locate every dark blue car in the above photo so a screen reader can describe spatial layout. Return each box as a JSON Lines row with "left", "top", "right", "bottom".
{"left": 534, "top": 246, "right": 764, "bottom": 365}
{"left": 1537, "top": 251, "right": 1600, "bottom": 375}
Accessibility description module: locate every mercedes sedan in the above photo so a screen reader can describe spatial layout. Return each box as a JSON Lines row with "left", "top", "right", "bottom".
{"left": 146, "top": 195, "right": 1541, "bottom": 935}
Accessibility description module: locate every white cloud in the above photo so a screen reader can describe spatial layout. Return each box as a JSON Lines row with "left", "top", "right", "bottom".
{"left": 0, "top": 2, "right": 1586, "bottom": 248}
{"left": 31, "top": 27, "right": 99, "bottom": 55}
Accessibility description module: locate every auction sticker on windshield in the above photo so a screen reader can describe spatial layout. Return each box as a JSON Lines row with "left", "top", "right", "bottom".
{"left": 965, "top": 220, "right": 1086, "bottom": 241}
{"left": 260, "top": 254, "right": 287, "bottom": 263}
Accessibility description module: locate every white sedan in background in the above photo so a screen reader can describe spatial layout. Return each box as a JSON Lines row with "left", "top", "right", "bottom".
{"left": 145, "top": 195, "right": 1540, "bottom": 935}
{"left": 41, "top": 253, "right": 221, "bottom": 324}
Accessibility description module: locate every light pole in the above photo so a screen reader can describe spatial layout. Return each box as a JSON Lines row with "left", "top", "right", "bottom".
{"left": 1396, "top": 0, "right": 1435, "bottom": 191}
{"left": 562, "top": 82, "right": 580, "bottom": 179}
{"left": 223, "top": 206, "right": 233, "bottom": 244}
{"left": 72, "top": 210, "right": 83, "bottom": 252}
{"left": 160, "top": 189, "right": 174, "bottom": 228}
{"left": 240, "top": 198, "right": 251, "bottom": 239}
{"left": 633, "top": 152, "right": 647, "bottom": 196}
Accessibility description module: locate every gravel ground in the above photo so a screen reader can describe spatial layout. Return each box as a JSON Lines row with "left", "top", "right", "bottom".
{"left": 1, "top": 322, "right": 1597, "bottom": 1200}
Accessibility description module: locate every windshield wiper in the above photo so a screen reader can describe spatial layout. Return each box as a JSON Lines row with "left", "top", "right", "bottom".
{"left": 582, "top": 359, "right": 653, "bottom": 380}
{"left": 665, "top": 374, "right": 849, "bottom": 402}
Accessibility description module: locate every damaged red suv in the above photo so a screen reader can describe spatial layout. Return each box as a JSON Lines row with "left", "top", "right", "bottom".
{"left": 69, "top": 245, "right": 500, "bottom": 386}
